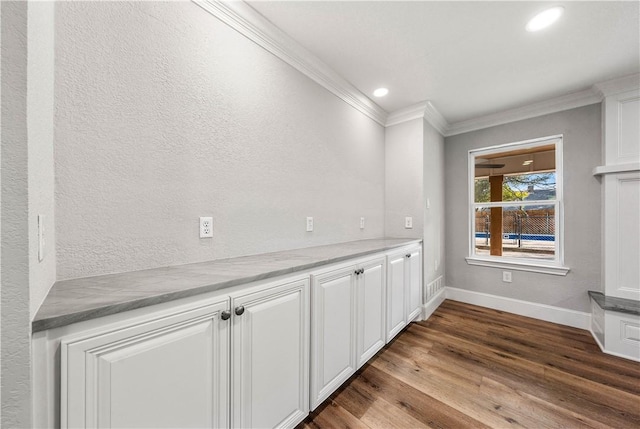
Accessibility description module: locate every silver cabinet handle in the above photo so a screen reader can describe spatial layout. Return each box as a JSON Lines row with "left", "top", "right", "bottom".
{"left": 221, "top": 310, "right": 231, "bottom": 321}
{"left": 235, "top": 306, "right": 245, "bottom": 316}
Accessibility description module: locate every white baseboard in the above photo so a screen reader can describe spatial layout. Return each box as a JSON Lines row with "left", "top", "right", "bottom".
{"left": 589, "top": 327, "right": 605, "bottom": 351}
{"left": 421, "top": 288, "right": 446, "bottom": 320}
{"left": 445, "top": 287, "right": 591, "bottom": 330}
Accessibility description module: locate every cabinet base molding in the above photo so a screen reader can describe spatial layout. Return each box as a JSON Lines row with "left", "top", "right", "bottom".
{"left": 589, "top": 294, "right": 640, "bottom": 362}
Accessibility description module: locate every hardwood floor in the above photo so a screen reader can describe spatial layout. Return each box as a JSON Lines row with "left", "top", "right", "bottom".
{"left": 298, "top": 300, "right": 640, "bottom": 429}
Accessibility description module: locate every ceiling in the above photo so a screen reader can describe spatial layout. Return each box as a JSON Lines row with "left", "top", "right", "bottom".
{"left": 246, "top": 1, "right": 640, "bottom": 125}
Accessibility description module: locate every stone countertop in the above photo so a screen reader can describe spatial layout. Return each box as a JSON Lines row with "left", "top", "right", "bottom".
{"left": 588, "top": 291, "right": 640, "bottom": 316}
{"left": 33, "top": 238, "right": 421, "bottom": 332}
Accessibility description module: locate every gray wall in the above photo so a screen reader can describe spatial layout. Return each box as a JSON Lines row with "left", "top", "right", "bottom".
{"left": 28, "top": 1, "right": 55, "bottom": 319}
{"left": 384, "top": 118, "right": 423, "bottom": 237}
{"left": 54, "top": 2, "right": 386, "bottom": 280}
{"left": 423, "top": 120, "right": 445, "bottom": 285}
{"left": 444, "top": 104, "right": 602, "bottom": 312}
{"left": 1, "top": 2, "right": 32, "bottom": 426}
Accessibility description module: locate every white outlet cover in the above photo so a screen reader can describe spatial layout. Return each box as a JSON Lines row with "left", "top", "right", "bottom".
{"left": 200, "top": 217, "right": 213, "bottom": 238}
{"left": 405, "top": 217, "right": 413, "bottom": 229}
{"left": 502, "top": 271, "right": 512, "bottom": 283}
{"left": 306, "top": 217, "right": 314, "bottom": 232}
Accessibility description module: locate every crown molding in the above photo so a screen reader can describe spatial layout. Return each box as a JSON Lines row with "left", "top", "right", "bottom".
{"left": 445, "top": 86, "right": 603, "bottom": 136}
{"left": 385, "top": 102, "right": 428, "bottom": 127}
{"left": 423, "top": 101, "right": 449, "bottom": 135}
{"left": 594, "top": 73, "right": 640, "bottom": 97}
{"left": 193, "top": 0, "right": 388, "bottom": 126}
{"left": 386, "top": 101, "right": 449, "bottom": 135}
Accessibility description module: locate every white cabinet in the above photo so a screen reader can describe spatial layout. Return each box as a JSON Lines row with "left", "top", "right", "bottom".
{"left": 61, "top": 277, "right": 310, "bottom": 429}
{"left": 407, "top": 246, "right": 423, "bottom": 322}
{"left": 356, "top": 257, "right": 386, "bottom": 368}
{"left": 386, "top": 252, "right": 407, "bottom": 341}
{"left": 310, "top": 264, "right": 357, "bottom": 410}
{"left": 47, "top": 243, "right": 424, "bottom": 428}
{"left": 61, "top": 297, "right": 231, "bottom": 429}
{"left": 310, "top": 255, "right": 387, "bottom": 410}
{"left": 386, "top": 245, "right": 422, "bottom": 342}
{"left": 230, "top": 278, "right": 309, "bottom": 429}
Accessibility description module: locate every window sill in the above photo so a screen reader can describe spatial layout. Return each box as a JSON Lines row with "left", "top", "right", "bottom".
{"left": 465, "top": 257, "right": 570, "bottom": 276}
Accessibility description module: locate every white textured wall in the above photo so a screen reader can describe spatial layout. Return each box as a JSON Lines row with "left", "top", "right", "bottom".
{"left": 28, "top": 1, "right": 56, "bottom": 318}
{"left": 1, "top": 2, "right": 32, "bottom": 426}
{"left": 423, "top": 120, "right": 445, "bottom": 284}
{"left": 55, "top": 2, "right": 385, "bottom": 280}
{"left": 444, "top": 104, "right": 602, "bottom": 312}
{"left": 384, "top": 118, "right": 424, "bottom": 237}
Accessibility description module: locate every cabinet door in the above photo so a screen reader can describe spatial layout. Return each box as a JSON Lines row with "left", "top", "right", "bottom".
{"left": 311, "top": 266, "right": 357, "bottom": 410}
{"left": 386, "top": 253, "right": 407, "bottom": 342}
{"left": 61, "top": 298, "right": 230, "bottom": 429}
{"left": 406, "top": 247, "right": 423, "bottom": 322}
{"left": 230, "top": 278, "right": 310, "bottom": 429}
{"left": 357, "top": 257, "right": 386, "bottom": 368}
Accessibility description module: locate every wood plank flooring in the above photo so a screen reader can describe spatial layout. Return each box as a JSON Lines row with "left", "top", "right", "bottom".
{"left": 298, "top": 300, "right": 640, "bottom": 429}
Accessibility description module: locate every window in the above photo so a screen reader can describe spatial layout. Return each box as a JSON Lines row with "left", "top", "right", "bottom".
{"left": 466, "top": 135, "right": 569, "bottom": 275}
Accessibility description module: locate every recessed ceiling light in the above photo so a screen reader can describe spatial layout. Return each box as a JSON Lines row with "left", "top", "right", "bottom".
{"left": 373, "top": 88, "right": 389, "bottom": 97}
{"left": 526, "top": 6, "right": 564, "bottom": 32}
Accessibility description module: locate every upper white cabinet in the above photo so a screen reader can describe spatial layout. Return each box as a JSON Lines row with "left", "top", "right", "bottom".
{"left": 386, "top": 245, "right": 423, "bottom": 342}
{"left": 600, "top": 88, "right": 640, "bottom": 301}
{"left": 230, "top": 278, "right": 309, "bottom": 429}
{"left": 603, "top": 89, "right": 640, "bottom": 166}
{"left": 61, "top": 297, "right": 231, "bottom": 429}
{"left": 310, "top": 255, "right": 388, "bottom": 410}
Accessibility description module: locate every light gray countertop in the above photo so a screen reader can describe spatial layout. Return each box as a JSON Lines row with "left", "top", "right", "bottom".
{"left": 588, "top": 291, "right": 640, "bottom": 316}
{"left": 33, "top": 238, "right": 421, "bottom": 332}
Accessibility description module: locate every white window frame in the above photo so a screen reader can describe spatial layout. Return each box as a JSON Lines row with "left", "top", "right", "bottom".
{"left": 465, "top": 135, "right": 570, "bottom": 276}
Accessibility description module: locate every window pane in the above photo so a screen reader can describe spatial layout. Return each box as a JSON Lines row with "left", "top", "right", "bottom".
{"left": 502, "top": 172, "right": 556, "bottom": 201}
{"left": 474, "top": 173, "right": 556, "bottom": 203}
{"left": 474, "top": 144, "right": 556, "bottom": 203}
{"left": 474, "top": 205, "right": 555, "bottom": 260}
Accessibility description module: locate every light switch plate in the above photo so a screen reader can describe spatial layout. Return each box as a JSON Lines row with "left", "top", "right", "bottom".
{"left": 360, "top": 217, "right": 365, "bottom": 229}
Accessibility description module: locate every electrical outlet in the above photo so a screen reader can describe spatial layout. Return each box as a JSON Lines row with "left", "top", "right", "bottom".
{"left": 360, "top": 217, "right": 365, "bottom": 229}
{"left": 502, "top": 271, "right": 512, "bottom": 283}
{"left": 405, "top": 217, "right": 413, "bottom": 229}
{"left": 38, "top": 215, "right": 45, "bottom": 262}
{"left": 306, "top": 217, "right": 314, "bottom": 232}
{"left": 200, "top": 217, "right": 213, "bottom": 238}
